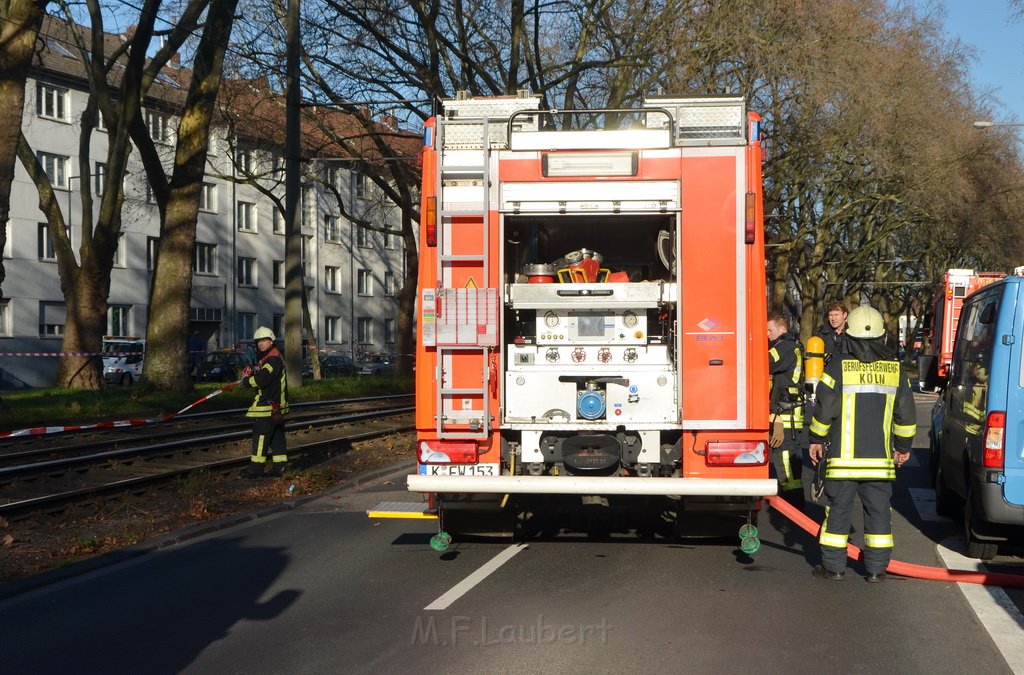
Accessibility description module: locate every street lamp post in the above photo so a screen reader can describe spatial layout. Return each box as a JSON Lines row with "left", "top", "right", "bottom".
{"left": 973, "top": 120, "right": 1024, "bottom": 129}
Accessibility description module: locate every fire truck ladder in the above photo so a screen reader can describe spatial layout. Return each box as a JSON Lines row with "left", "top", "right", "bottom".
{"left": 433, "top": 115, "right": 498, "bottom": 440}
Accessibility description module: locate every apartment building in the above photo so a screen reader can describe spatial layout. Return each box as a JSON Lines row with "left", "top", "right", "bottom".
{"left": 0, "top": 19, "right": 410, "bottom": 388}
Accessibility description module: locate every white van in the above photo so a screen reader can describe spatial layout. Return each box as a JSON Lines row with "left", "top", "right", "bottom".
{"left": 102, "top": 336, "right": 146, "bottom": 386}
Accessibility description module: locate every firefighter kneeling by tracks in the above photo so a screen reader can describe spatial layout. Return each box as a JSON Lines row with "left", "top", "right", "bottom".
{"left": 807, "top": 306, "right": 916, "bottom": 583}
{"left": 767, "top": 312, "right": 806, "bottom": 508}
{"left": 240, "top": 326, "right": 290, "bottom": 479}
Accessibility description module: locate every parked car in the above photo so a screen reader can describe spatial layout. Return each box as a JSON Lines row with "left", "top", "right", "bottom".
{"left": 102, "top": 336, "right": 146, "bottom": 386}
{"left": 923, "top": 270, "right": 1024, "bottom": 559}
{"left": 357, "top": 354, "right": 395, "bottom": 376}
{"left": 304, "top": 353, "right": 356, "bottom": 378}
{"left": 195, "top": 351, "right": 248, "bottom": 382}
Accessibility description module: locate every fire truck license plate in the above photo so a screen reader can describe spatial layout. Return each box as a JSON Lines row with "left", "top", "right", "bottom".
{"left": 419, "top": 463, "right": 499, "bottom": 476}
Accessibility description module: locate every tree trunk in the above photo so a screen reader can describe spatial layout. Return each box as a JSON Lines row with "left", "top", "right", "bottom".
{"left": 0, "top": 0, "right": 48, "bottom": 294}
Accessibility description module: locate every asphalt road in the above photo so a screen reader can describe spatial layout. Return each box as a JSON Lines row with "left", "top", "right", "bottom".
{"left": 0, "top": 395, "right": 1021, "bottom": 673}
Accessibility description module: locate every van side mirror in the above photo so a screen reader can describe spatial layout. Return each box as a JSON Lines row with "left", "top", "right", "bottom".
{"left": 917, "top": 354, "right": 946, "bottom": 391}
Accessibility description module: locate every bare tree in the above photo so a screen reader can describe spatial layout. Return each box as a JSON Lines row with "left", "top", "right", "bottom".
{"left": 0, "top": 0, "right": 50, "bottom": 296}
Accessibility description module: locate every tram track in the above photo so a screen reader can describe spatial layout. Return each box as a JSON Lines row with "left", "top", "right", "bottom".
{"left": 0, "top": 395, "right": 414, "bottom": 519}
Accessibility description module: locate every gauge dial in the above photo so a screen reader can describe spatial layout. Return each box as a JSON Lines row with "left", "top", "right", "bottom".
{"left": 544, "top": 311, "right": 560, "bottom": 328}
{"left": 622, "top": 310, "right": 638, "bottom": 328}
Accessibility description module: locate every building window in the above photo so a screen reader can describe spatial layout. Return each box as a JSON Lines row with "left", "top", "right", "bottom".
{"left": 385, "top": 318, "right": 396, "bottom": 344}
{"left": 325, "top": 265, "right": 340, "bottom": 293}
{"left": 272, "top": 155, "right": 285, "bottom": 180}
{"left": 326, "top": 165, "right": 341, "bottom": 189}
{"left": 38, "top": 222, "right": 57, "bottom": 260}
{"left": 353, "top": 169, "right": 366, "bottom": 199}
{"left": 36, "top": 83, "right": 68, "bottom": 121}
{"left": 238, "top": 313, "right": 255, "bottom": 341}
{"left": 356, "top": 224, "right": 370, "bottom": 248}
{"left": 146, "top": 109, "right": 171, "bottom": 143}
{"left": 357, "top": 269, "right": 373, "bottom": 296}
{"left": 302, "top": 186, "right": 316, "bottom": 228}
{"left": 237, "top": 201, "right": 256, "bottom": 232}
{"left": 385, "top": 230, "right": 398, "bottom": 249}
{"left": 236, "top": 147, "right": 253, "bottom": 174}
{"left": 147, "top": 236, "right": 159, "bottom": 271}
{"left": 3, "top": 220, "right": 11, "bottom": 258}
{"left": 38, "top": 152, "right": 68, "bottom": 189}
{"left": 145, "top": 182, "right": 158, "bottom": 204}
{"left": 199, "top": 182, "right": 216, "bottom": 212}
{"left": 237, "top": 256, "right": 256, "bottom": 287}
{"left": 113, "top": 233, "right": 125, "bottom": 268}
{"left": 301, "top": 235, "right": 312, "bottom": 277}
{"left": 0, "top": 299, "right": 9, "bottom": 336}
{"left": 108, "top": 305, "right": 131, "bottom": 336}
{"left": 273, "top": 208, "right": 285, "bottom": 234}
{"left": 194, "top": 243, "right": 217, "bottom": 275}
{"left": 272, "top": 314, "right": 284, "bottom": 338}
{"left": 324, "top": 214, "right": 340, "bottom": 242}
{"left": 384, "top": 271, "right": 396, "bottom": 296}
{"left": 94, "top": 162, "right": 107, "bottom": 197}
{"left": 273, "top": 260, "right": 285, "bottom": 288}
{"left": 357, "top": 317, "right": 372, "bottom": 344}
{"left": 325, "top": 315, "right": 340, "bottom": 343}
{"left": 39, "top": 302, "right": 66, "bottom": 337}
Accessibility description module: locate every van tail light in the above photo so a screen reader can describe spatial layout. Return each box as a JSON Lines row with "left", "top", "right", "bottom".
{"left": 983, "top": 411, "right": 1006, "bottom": 468}
{"left": 425, "top": 196, "right": 437, "bottom": 247}
{"left": 706, "top": 441, "right": 767, "bottom": 466}
{"left": 418, "top": 440, "right": 477, "bottom": 464}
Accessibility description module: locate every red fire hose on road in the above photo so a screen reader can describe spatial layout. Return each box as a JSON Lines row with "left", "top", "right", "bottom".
{"left": 766, "top": 495, "right": 1024, "bottom": 588}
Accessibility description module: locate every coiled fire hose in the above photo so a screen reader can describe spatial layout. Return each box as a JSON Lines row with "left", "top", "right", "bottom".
{"left": 766, "top": 495, "right": 1024, "bottom": 588}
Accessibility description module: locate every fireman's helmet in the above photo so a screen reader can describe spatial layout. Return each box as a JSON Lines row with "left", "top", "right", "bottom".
{"left": 846, "top": 306, "right": 885, "bottom": 339}
{"left": 253, "top": 326, "right": 276, "bottom": 341}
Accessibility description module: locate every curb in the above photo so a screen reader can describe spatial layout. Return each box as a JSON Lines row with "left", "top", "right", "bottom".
{"left": 0, "top": 460, "right": 415, "bottom": 603}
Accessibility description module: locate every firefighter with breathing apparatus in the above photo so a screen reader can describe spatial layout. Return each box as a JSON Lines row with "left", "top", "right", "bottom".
{"left": 807, "top": 306, "right": 916, "bottom": 582}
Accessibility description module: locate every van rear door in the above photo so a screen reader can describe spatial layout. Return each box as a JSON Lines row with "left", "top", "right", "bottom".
{"left": 1003, "top": 281, "right": 1024, "bottom": 506}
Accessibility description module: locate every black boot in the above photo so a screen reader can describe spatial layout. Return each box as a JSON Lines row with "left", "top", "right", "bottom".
{"left": 241, "top": 463, "right": 264, "bottom": 479}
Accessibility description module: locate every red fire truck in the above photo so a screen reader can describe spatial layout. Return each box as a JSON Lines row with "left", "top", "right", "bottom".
{"left": 394, "top": 92, "right": 774, "bottom": 544}
{"left": 924, "top": 268, "right": 1005, "bottom": 379}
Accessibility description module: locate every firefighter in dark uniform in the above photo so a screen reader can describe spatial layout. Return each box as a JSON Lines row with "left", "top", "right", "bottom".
{"left": 240, "top": 326, "right": 290, "bottom": 478}
{"left": 767, "top": 312, "right": 805, "bottom": 506}
{"left": 807, "top": 306, "right": 916, "bottom": 582}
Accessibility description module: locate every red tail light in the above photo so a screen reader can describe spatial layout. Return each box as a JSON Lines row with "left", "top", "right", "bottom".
{"left": 983, "top": 411, "right": 1006, "bottom": 468}
{"left": 425, "top": 195, "right": 437, "bottom": 247}
{"left": 706, "top": 441, "right": 767, "bottom": 466}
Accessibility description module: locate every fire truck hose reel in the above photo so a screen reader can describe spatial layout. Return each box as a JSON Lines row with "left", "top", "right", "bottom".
{"left": 766, "top": 496, "right": 1024, "bottom": 588}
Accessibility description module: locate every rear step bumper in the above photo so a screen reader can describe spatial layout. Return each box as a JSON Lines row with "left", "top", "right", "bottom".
{"left": 408, "top": 475, "right": 777, "bottom": 497}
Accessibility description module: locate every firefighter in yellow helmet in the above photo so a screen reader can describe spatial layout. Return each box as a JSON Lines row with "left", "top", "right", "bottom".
{"left": 807, "top": 306, "right": 916, "bottom": 582}
{"left": 767, "top": 311, "right": 805, "bottom": 507}
{"left": 240, "top": 326, "right": 290, "bottom": 478}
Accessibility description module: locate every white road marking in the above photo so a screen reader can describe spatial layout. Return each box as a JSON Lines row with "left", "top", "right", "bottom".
{"left": 424, "top": 543, "right": 529, "bottom": 611}
{"left": 907, "top": 487, "right": 948, "bottom": 523}
{"left": 936, "top": 539, "right": 1024, "bottom": 675}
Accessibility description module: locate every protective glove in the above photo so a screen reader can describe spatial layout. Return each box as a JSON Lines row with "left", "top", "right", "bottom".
{"left": 769, "top": 417, "right": 785, "bottom": 448}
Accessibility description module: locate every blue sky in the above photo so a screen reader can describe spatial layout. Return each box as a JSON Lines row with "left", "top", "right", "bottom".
{"left": 923, "top": 1, "right": 1024, "bottom": 121}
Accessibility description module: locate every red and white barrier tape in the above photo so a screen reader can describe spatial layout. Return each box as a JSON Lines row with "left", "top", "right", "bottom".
{"left": 0, "top": 380, "right": 241, "bottom": 439}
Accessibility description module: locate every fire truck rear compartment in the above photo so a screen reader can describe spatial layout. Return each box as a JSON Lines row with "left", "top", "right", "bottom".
{"left": 501, "top": 212, "right": 679, "bottom": 476}
{"left": 504, "top": 214, "right": 675, "bottom": 284}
